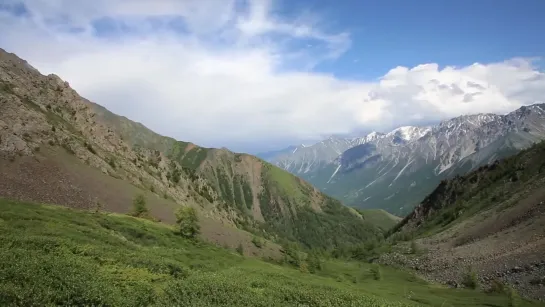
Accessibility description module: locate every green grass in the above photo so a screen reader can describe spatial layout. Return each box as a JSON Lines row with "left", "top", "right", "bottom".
{"left": 356, "top": 209, "right": 402, "bottom": 231}
{"left": 264, "top": 162, "right": 307, "bottom": 201}
{"left": 0, "top": 198, "right": 539, "bottom": 307}
{"left": 167, "top": 141, "right": 210, "bottom": 170}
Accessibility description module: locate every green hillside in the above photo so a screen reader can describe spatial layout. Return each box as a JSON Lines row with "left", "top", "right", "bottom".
{"left": 0, "top": 198, "right": 534, "bottom": 307}
{"left": 356, "top": 209, "right": 402, "bottom": 231}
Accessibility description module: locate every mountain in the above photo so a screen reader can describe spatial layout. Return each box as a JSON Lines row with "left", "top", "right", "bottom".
{"left": 382, "top": 140, "right": 545, "bottom": 300}
{"left": 259, "top": 136, "right": 363, "bottom": 175}
{"left": 266, "top": 107, "right": 545, "bottom": 215}
{"left": 0, "top": 48, "right": 381, "bottom": 251}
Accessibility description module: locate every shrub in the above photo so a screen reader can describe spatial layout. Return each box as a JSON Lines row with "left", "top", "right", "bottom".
{"left": 487, "top": 278, "right": 505, "bottom": 293}
{"left": 307, "top": 252, "right": 323, "bottom": 274}
{"left": 84, "top": 142, "right": 96, "bottom": 154}
{"left": 281, "top": 242, "right": 301, "bottom": 267}
{"left": 251, "top": 236, "right": 264, "bottom": 248}
{"left": 506, "top": 286, "right": 519, "bottom": 307}
{"left": 107, "top": 157, "right": 116, "bottom": 169}
{"left": 299, "top": 261, "right": 309, "bottom": 274}
{"left": 370, "top": 264, "right": 382, "bottom": 281}
{"left": 175, "top": 206, "right": 200, "bottom": 239}
{"left": 236, "top": 243, "right": 244, "bottom": 256}
{"left": 461, "top": 267, "right": 478, "bottom": 289}
{"left": 131, "top": 194, "right": 149, "bottom": 218}
{"left": 94, "top": 201, "right": 103, "bottom": 214}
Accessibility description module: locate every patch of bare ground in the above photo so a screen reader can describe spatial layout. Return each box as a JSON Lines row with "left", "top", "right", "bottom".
{"left": 0, "top": 147, "right": 282, "bottom": 260}
{"left": 184, "top": 142, "right": 196, "bottom": 153}
{"left": 380, "top": 186, "right": 545, "bottom": 301}
{"left": 240, "top": 155, "right": 265, "bottom": 221}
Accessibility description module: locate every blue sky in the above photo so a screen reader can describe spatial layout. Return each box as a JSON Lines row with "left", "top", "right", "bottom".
{"left": 1, "top": 0, "right": 545, "bottom": 153}
{"left": 306, "top": 0, "right": 545, "bottom": 80}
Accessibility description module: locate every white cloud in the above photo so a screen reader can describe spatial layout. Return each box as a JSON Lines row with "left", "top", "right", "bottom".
{"left": 1, "top": 0, "right": 544, "bottom": 152}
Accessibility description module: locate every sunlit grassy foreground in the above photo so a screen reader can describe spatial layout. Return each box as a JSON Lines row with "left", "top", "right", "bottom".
{"left": 0, "top": 199, "right": 537, "bottom": 306}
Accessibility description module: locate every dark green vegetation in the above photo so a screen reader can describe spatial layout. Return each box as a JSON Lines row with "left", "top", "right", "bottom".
{"left": 393, "top": 141, "right": 545, "bottom": 237}
{"left": 1, "top": 198, "right": 539, "bottom": 307}
{"left": 256, "top": 162, "right": 383, "bottom": 251}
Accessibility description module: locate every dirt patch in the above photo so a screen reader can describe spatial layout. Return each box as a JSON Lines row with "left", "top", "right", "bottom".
{"left": 184, "top": 142, "right": 196, "bottom": 153}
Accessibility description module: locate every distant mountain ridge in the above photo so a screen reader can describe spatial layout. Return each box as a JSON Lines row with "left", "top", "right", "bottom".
{"left": 263, "top": 104, "right": 545, "bottom": 215}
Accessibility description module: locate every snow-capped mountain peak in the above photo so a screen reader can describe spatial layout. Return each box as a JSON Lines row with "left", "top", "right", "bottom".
{"left": 353, "top": 131, "right": 385, "bottom": 145}
{"left": 386, "top": 126, "right": 431, "bottom": 142}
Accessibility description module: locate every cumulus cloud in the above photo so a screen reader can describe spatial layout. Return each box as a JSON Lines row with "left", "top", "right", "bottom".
{"left": 1, "top": 0, "right": 544, "bottom": 152}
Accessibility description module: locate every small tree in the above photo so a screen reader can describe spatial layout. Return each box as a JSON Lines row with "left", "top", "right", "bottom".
{"left": 307, "top": 252, "right": 323, "bottom": 274}
{"left": 175, "top": 206, "right": 200, "bottom": 239}
{"left": 462, "top": 266, "right": 479, "bottom": 289}
{"left": 132, "top": 194, "right": 149, "bottom": 217}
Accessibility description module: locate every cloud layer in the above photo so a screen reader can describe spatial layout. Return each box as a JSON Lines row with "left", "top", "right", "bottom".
{"left": 1, "top": 0, "right": 544, "bottom": 152}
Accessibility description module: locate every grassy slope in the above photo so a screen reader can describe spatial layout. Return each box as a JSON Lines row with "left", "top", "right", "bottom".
{"left": 356, "top": 209, "right": 402, "bottom": 231}
{"left": 0, "top": 198, "right": 533, "bottom": 307}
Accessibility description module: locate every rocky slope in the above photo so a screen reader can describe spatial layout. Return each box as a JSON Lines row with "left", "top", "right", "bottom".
{"left": 265, "top": 107, "right": 545, "bottom": 215}
{"left": 381, "top": 141, "right": 545, "bottom": 301}
{"left": 0, "top": 48, "right": 381, "bottom": 250}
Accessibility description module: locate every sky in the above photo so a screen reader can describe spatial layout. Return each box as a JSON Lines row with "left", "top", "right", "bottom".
{"left": 1, "top": 0, "right": 545, "bottom": 153}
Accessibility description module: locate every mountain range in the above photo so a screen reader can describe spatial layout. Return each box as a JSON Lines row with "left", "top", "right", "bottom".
{"left": 261, "top": 104, "right": 545, "bottom": 215}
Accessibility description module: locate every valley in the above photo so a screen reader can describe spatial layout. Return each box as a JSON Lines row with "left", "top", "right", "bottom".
{"left": 1, "top": 46, "right": 545, "bottom": 306}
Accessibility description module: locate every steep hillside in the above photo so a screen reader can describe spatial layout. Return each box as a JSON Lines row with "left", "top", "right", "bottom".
{"left": 266, "top": 108, "right": 545, "bottom": 215}
{"left": 0, "top": 48, "right": 380, "bottom": 251}
{"left": 382, "top": 141, "right": 545, "bottom": 300}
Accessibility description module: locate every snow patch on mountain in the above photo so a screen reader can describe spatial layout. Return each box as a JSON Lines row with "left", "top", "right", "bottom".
{"left": 386, "top": 126, "right": 431, "bottom": 142}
